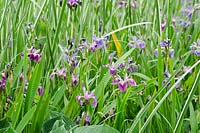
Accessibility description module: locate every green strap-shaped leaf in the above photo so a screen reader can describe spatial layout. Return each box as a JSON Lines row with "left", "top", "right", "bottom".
{"left": 24, "top": 57, "right": 44, "bottom": 113}
{"left": 15, "top": 105, "right": 37, "bottom": 132}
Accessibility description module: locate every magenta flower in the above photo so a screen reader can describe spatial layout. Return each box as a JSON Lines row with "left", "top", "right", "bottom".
{"left": 118, "top": 80, "right": 128, "bottom": 92}
{"left": 117, "top": 1, "right": 127, "bottom": 6}
{"left": 27, "top": 47, "right": 42, "bottom": 62}
{"left": 76, "top": 87, "right": 97, "bottom": 108}
{"left": 112, "top": 75, "right": 137, "bottom": 92}
{"left": 67, "top": 0, "right": 81, "bottom": 8}
{"left": 50, "top": 68, "right": 66, "bottom": 80}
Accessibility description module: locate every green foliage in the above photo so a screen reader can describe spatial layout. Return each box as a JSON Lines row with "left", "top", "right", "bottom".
{"left": 0, "top": 0, "right": 199, "bottom": 132}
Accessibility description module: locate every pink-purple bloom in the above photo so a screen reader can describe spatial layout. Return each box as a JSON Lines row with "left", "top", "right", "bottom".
{"left": 128, "top": 36, "right": 146, "bottom": 49}
{"left": 109, "top": 63, "right": 116, "bottom": 76}
{"left": 76, "top": 86, "right": 97, "bottom": 108}
{"left": 27, "top": 47, "right": 42, "bottom": 62}
{"left": 67, "top": 0, "right": 81, "bottom": 8}
{"left": 112, "top": 75, "right": 137, "bottom": 92}
{"left": 89, "top": 35, "right": 105, "bottom": 52}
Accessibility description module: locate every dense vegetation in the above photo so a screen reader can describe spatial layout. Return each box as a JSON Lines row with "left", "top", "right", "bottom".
{"left": 0, "top": 0, "right": 200, "bottom": 132}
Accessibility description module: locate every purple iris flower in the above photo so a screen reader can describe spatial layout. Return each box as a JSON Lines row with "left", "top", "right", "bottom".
{"left": 154, "top": 49, "right": 158, "bottom": 57}
{"left": 67, "top": 0, "right": 81, "bottom": 8}
{"left": 27, "top": 47, "right": 42, "bottom": 62}
{"left": 109, "top": 63, "right": 116, "bottom": 76}
{"left": 89, "top": 35, "right": 105, "bottom": 52}
{"left": 160, "top": 39, "right": 170, "bottom": 47}
{"left": 195, "top": 49, "right": 200, "bottom": 56}
{"left": 118, "top": 80, "right": 128, "bottom": 92}
{"left": 38, "top": 86, "right": 44, "bottom": 96}
{"left": 128, "top": 36, "right": 146, "bottom": 49}
{"left": 112, "top": 75, "right": 137, "bottom": 92}
{"left": 76, "top": 86, "right": 97, "bottom": 108}
{"left": 190, "top": 39, "right": 200, "bottom": 56}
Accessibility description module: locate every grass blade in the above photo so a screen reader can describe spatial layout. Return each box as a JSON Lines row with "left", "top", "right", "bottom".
{"left": 140, "top": 60, "right": 200, "bottom": 132}
{"left": 15, "top": 105, "right": 37, "bottom": 132}
{"left": 174, "top": 69, "right": 200, "bottom": 132}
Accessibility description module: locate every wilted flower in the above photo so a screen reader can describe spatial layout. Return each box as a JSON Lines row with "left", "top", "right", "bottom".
{"left": 76, "top": 85, "right": 97, "bottom": 108}
{"left": 19, "top": 72, "right": 24, "bottom": 83}
{"left": 85, "top": 114, "right": 90, "bottom": 125}
{"left": 117, "top": 0, "right": 137, "bottom": 8}
{"left": 38, "top": 86, "right": 44, "bottom": 96}
{"left": 27, "top": 47, "right": 42, "bottom": 62}
{"left": 109, "top": 51, "right": 116, "bottom": 62}
{"left": 0, "top": 73, "right": 7, "bottom": 90}
{"left": 72, "top": 74, "right": 79, "bottom": 86}
{"left": 50, "top": 68, "right": 66, "bottom": 80}
{"left": 76, "top": 112, "right": 91, "bottom": 125}
{"left": 161, "top": 18, "right": 167, "bottom": 31}
{"left": 162, "top": 71, "right": 171, "bottom": 87}
{"left": 24, "top": 82, "right": 29, "bottom": 94}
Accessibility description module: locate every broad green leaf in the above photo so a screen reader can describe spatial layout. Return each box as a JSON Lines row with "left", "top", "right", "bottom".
{"left": 51, "top": 83, "right": 66, "bottom": 106}
{"left": 73, "top": 124, "right": 120, "bottom": 133}
{"left": 189, "top": 103, "right": 198, "bottom": 133}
